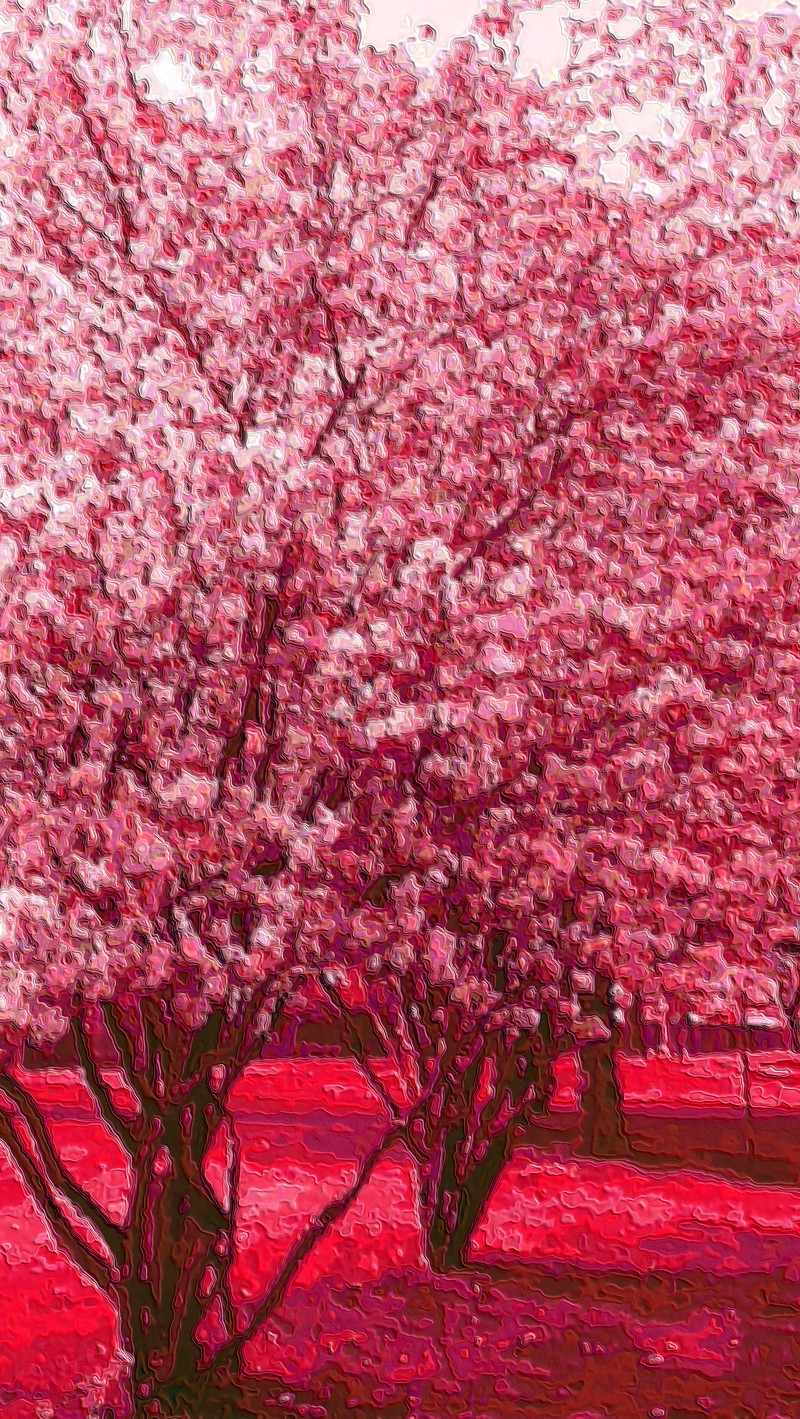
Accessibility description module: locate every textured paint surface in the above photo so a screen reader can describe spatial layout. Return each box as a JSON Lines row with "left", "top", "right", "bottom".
{"left": 2, "top": 0, "right": 800, "bottom": 1416}
{"left": 2, "top": 1061, "right": 800, "bottom": 1414}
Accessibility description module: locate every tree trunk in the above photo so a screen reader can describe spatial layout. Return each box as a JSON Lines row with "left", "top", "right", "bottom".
{"left": 0, "top": 999, "right": 304, "bottom": 1419}
{"left": 128, "top": 1371, "right": 262, "bottom": 1419}
{"left": 115, "top": 1094, "right": 236, "bottom": 1418}
{"left": 128, "top": 1372, "right": 262, "bottom": 1419}
{"left": 416, "top": 990, "right": 628, "bottom": 1273}
{"left": 419, "top": 1031, "right": 552, "bottom": 1272}
{"left": 573, "top": 973, "right": 628, "bottom": 1161}
{"left": 93, "top": 1004, "right": 257, "bottom": 1418}
{"left": 422, "top": 1118, "right": 523, "bottom": 1273}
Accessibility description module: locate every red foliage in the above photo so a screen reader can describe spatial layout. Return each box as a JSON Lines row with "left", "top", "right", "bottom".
{"left": 1, "top": 0, "right": 800, "bottom": 1051}
{"left": 0, "top": 0, "right": 799, "bottom": 1408}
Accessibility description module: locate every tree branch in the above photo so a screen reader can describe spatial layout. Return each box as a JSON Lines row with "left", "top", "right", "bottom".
{"left": 174, "top": 1091, "right": 231, "bottom": 1235}
{"left": 0, "top": 1098, "right": 116, "bottom": 1291}
{"left": 305, "top": 269, "right": 366, "bottom": 460}
{"left": 317, "top": 974, "right": 401, "bottom": 1122}
{"left": 70, "top": 1012, "right": 141, "bottom": 1157}
{"left": 451, "top": 413, "right": 578, "bottom": 581}
{"left": 0, "top": 1071, "right": 126, "bottom": 1270}
{"left": 226, "top": 988, "right": 288, "bottom": 1101}
{"left": 308, "top": 362, "right": 366, "bottom": 461}
{"left": 140, "top": 997, "right": 168, "bottom": 1102}
{"left": 213, "top": 594, "right": 280, "bottom": 808}
{"left": 205, "top": 1117, "right": 241, "bottom": 1343}
{"left": 208, "top": 1122, "right": 400, "bottom": 1376}
{"left": 63, "top": 68, "right": 251, "bottom": 445}
{"left": 99, "top": 1000, "right": 153, "bottom": 1117}
{"left": 206, "top": 1014, "right": 487, "bottom": 1374}
{"left": 404, "top": 170, "right": 442, "bottom": 249}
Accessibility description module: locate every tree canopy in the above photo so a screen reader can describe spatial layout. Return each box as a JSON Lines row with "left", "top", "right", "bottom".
{"left": 2, "top": 0, "right": 800, "bottom": 1051}
{"left": 3, "top": 0, "right": 800, "bottom": 1410}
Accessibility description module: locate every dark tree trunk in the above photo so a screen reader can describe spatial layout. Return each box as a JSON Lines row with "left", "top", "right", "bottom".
{"left": 422, "top": 1114, "right": 523, "bottom": 1273}
{"left": 14, "top": 999, "right": 283, "bottom": 1419}
{"left": 578, "top": 1035, "right": 628, "bottom": 1160}
{"left": 419, "top": 1028, "right": 555, "bottom": 1272}
{"left": 113, "top": 1082, "right": 238, "bottom": 1418}
{"left": 415, "top": 984, "right": 630, "bottom": 1274}
{"left": 575, "top": 972, "right": 628, "bottom": 1161}
{"left": 128, "top": 1370, "right": 263, "bottom": 1419}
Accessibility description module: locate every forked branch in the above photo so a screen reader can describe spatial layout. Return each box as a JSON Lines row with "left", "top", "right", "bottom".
{"left": 0, "top": 1096, "right": 118, "bottom": 1291}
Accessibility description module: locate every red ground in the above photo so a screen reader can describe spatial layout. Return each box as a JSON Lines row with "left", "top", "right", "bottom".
{"left": 0, "top": 1056, "right": 798, "bottom": 1417}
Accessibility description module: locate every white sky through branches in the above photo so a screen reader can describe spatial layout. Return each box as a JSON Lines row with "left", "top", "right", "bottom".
{"left": 356, "top": 0, "right": 800, "bottom": 191}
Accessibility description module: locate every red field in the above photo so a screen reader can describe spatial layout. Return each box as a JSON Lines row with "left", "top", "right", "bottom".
{"left": 1, "top": 1057, "right": 799, "bottom": 1418}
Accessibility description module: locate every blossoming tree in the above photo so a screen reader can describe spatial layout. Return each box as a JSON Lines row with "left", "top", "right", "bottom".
{"left": 1, "top": 0, "right": 800, "bottom": 1412}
